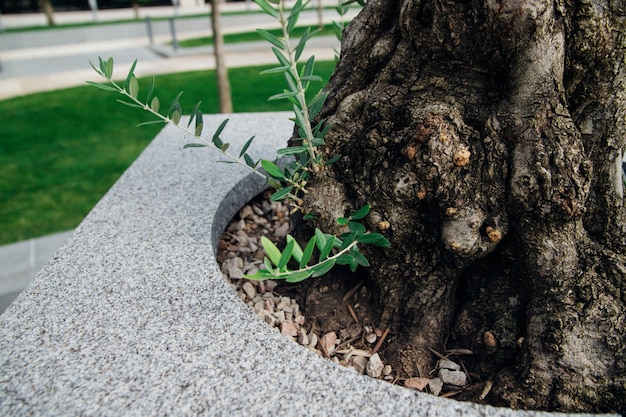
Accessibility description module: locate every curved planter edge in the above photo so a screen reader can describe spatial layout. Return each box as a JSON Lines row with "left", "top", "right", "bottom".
{"left": 0, "top": 112, "right": 614, "bottom": 417}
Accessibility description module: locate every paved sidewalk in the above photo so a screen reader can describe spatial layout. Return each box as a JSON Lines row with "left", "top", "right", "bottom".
{"left": 0, "top": 231, "right": 73, "bottom": 314}
{"left": 0, "top": 2, "right": 355, "bottom": 99}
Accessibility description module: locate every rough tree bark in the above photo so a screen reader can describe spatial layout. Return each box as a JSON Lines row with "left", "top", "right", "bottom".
{"left": 303, "top": 0, "right": 626, "bottom": 412}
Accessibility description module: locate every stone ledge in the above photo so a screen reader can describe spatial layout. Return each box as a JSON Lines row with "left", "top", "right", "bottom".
{"left": 0, "top": 112, "right": 613, "bottom": 416}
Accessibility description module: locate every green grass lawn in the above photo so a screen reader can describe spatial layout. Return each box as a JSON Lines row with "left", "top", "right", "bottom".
{"left": 0, "top": 61, "right": 335, "bottom": 245}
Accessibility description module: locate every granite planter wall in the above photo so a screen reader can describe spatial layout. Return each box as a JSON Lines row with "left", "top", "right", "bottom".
{"left": 0, "top": 112, "right": 616, "bottom": 416}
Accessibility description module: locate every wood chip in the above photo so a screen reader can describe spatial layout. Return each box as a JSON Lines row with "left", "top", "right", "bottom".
{"left": 372, "top": 327, "right": 389, "bottom": 354}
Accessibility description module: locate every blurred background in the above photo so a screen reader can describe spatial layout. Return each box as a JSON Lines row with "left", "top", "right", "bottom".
{"left": 0, "top": 0, "right": 357, "bottom": 312}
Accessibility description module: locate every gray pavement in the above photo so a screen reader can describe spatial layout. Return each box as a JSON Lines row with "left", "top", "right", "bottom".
{"left": 0, "top": 231, "right": 73, "bottom": 313}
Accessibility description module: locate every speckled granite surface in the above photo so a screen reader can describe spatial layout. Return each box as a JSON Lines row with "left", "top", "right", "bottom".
{"left": 0, "top": 112, "right": 613, "bottom": 417}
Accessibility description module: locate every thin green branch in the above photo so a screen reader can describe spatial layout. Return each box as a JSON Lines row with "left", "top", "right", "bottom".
{"left": 276, "top": 0, "right": 321, "bottom": 173}
{"left": 90, "top": 65, "right": 267, "bottom": 180}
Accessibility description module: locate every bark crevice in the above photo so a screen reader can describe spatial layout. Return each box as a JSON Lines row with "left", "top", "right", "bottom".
{"left": 303, "top": 0, "right": 626, "bottom": 412}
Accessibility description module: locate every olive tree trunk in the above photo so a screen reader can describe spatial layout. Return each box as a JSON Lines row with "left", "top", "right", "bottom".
{"left": 304, "top": 0, "right": 626, "bottom": 412}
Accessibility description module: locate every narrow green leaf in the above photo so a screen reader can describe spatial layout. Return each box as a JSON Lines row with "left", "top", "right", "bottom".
{"left": 239, "top": 136, "right": 256, "bottom": 158}
{"left": 326, "top": 154, "right": 341, "bottom": 165}
{"left": 290, "top": 0, "right": 304, "bottom": 14}
{"left": 105, "top": 57, "right": 114, "bottom": 79}
{"left": 129, "top": 76, "right": 139, "bottom": 99}
{"left": 311, "top": 138, "right": 325, "bottom": 147}
{"left": 286, "top": 235, "right": 304, "bottom": 264}
{"left": 183, "top": 143, "right": 207, "bottom": 149}
{"left": 319, "top": 236, "right": 335, "bottom": 261}
{"left": 351, "top": 204, "right": 370, "bottom": 220}
{"left": 150, "top": 96, "right": 160, "bottom": 113}
{"left": 336, "top": 253, "right": 355, "bottom": 265}
{"left": 254, "top": 0, "right": 279, "bottom": 18}
{"left": 213, "top": 118, "right": 229, "bottom": 141}
{"left": 351, "top": 248, "right": 370, "bottom": 267}
{"left": 303, "top": 55, "right": 315, "bottom": 78}
{"left": 303, "top": 212, "right": 315, "bottom": 221}
{"left": 336, "top": 217, "right": 349, "bottom": 226}
{"left": 261, "top": 160, "right": 286, "bottom": 180}
{"left": 311, "top": 259, "right": 336, "bottom": 278}
{"left": 260, "top": 65, "right": 289, "bottom": 75}
{"left": 348, "top": 222, "right": 366, "bottom": 236}
{"left": 356, "top": 233, "right": 391, "bottom": 247}
{"left": 86, "top": 81, "right": 118, "bottom": 92}
{"left": 263, "top": 257, "right": 275, "bottom": 274}
{"left": 257, "top": 28, "right": 285, "bottom": 50}
{"left": 333, "top": 21, "right": 344, "bottom": 39}
{"left": 293, "top": 104, "right": 307, "bottom": 130}
{"left": 267, "top": 178, "right": 281, "bottom": 189}
{"left": 167, "top": 92, "right": 184, "bottom": 116}
{"left": 300, "top": 235, "right": 316, "bottom": 268}
{"left": 244, "top": 153, "right": 257, "bottom": 168}
{"left": 124, "top": 59, "right": 138, "bottom": 91}
{"left": 317, "top": 121, "right": 332, "bottom": 138}
{"left": 146, "top": 76, "right": 155, "bottom": 102}
{"left": 268, "top": 91, "right": 298, "bottom": 101}
{"left": 244, "top": 269, "right": 275, "bottom": 280}
{"left": 301, "top": 75, "right": 323, "bottom": 82}
{"left": 89, "top": 60, "right": 104, "bottom": 77}
{"left": 286, "top": 13, "right": 298, "bottom": 35}
{"left": 195, "top": 109, "right": 203, "bottom": 132}
{"left": 285, "top": 270, "right": 313, "bottom": 283}
{"left": 116, "top": 99, "right": 143, "bottom": 109}
{"left": 98, "top": 57, "right": 107, "bottom": 76}
{"left": 270, "top": 186, "right": 293, "bottom": 201}
{"left": 276, "top": 145, "right": 309, "bottom": 155}
{"left": 220, "top": 143, "right": 229, "bottom": 153}
{"left": 349, "top": 258, "right": 358, "bottom": 272}
{"left": 314, "top": 228, "right": 327, "bottom": 252}
{"left": 213, "top": 136, "right": 224, "bottom": 149}
{"left": 284, "top": 71, "right": 299, "bottom": 95}
{"left": 271, "top": 47, "right": 291, "bottom": 67}
{"left": 339, "top": 232, "right": 357, "bottom": 250}
{"left": 171, "top": 110, "right": 181, "bottom": 125}
{"left": 294, "top": 28, "right": 312, "bottom": 61}
{"left": 194, "top": 124, "right": 203, "bottom": 137}
{"left": 261, "top": 236, "right": 282, "bottom": 267}
{"left": 309, "top": 92, "right": 328, "bottom": 120}
{"left": 188, "top": 101, "right": 203, "bottom": 128}
{"left": 278, "top": 238, "right": 295, "bottom": 269}
{"left": 137, "top": 120, "right": 166, "bottom": 127}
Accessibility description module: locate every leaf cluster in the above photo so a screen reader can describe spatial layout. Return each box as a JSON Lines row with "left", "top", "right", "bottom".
{"left": 88, "top": 57, "right": 266, "bottom": 178}
{"left": 245, "top": 205, "right": 389, "bottom": 282}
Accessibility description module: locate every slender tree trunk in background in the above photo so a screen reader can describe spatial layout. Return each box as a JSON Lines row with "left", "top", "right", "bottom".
{"left": 211, "top": 0, "right": 233, "bottom": 113}
{"left": 38, "top": 0, "right": 55, "bottom": 26}
{"left": 132, "top": 2, "right": 140, "bottom": 20}
{"left": 304, "top": 0, "right": 626, "bottom": 412}
{"left": 317, "top": 0, "right": 324, "bottom": 30}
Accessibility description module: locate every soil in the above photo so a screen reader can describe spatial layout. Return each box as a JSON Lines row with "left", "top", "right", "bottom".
{"left": 217, "top": 190, "right": 504, "bottom": 406}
